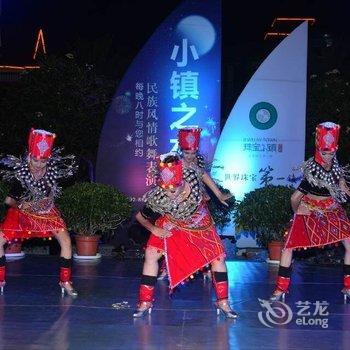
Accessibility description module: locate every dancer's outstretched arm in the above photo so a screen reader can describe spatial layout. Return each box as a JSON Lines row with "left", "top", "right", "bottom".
{"left": 202, "top": 172, "right": 232, "bottom": 206}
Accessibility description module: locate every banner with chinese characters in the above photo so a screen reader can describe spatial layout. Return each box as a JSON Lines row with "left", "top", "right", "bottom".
{"left": 212, "top": 22, "right": 308, "bottom": 241}
{"left": 96, "top": 0, "right": 221, "bottom": 205}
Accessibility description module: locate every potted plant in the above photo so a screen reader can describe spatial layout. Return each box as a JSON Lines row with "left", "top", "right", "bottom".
{"left": 58, "top": 182, "right": 132, "bottom": 258}
{"left": 233, "top": 185, "right": 294, "bottom": 262}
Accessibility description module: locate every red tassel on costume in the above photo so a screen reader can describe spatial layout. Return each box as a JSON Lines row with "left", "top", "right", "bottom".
{"left": 139, "top": 284, "right": 155, "bottom": 303}
{"left": 213, "top": 280, "right": 229, "bottom": 301}
{"left": 60, "top": 267, "right": 72, "bottom": 283}
{"left": 344, "top": 275, "right": 350, "bottom": 289}
{"left": 276, "top": 276, "right": 290, "bottom": 293}
{"left": 0, "top": 266, "right": 5, "bottom": 283}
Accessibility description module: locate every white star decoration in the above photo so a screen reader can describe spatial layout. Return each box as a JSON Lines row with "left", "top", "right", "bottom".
{"left": 126, "top": 134, "right": 132, "bottom": 142}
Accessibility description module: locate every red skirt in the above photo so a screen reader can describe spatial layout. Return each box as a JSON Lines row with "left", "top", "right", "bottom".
{"left": 285, "top": 196, "right": 350, "bottom": 249}
{"left": 0, "top": 207, "right": 66, "bottom": 242}
{"left": 147, "top": 203, "right": 225, "bottom": 290}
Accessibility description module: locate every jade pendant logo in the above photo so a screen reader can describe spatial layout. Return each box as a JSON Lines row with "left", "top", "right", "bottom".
{"left": 249, "top": 102, "right": 277, "bottom": 130}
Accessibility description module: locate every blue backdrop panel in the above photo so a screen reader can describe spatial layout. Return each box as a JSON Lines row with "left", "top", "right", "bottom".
{"left": 96, "top": 0, "right": 222, "bottom": 204}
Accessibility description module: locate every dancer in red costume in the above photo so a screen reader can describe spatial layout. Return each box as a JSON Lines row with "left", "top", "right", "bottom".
{"left": 157, "top": 127, "right": 231, "bottom": 281}
{"left": 133, "top": 152, "right": 237, "bottom": 318}
{"left": 0, "top": 129, "right": 78, "bottom": 296}
{"left": 270, "top": 122, "right": 350, "bottom": 302}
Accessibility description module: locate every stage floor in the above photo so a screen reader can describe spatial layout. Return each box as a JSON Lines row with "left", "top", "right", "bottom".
{"left": 0, "top": 255, "right": 350, "bottom": 350}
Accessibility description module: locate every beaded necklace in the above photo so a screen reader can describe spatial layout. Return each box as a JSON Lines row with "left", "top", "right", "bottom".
{"left": 0, "top": 148, "right": 77, "bottom": 203}
{"left": 301, "top": 157, "right": 349, "bottom": 202}
{"left": 144, "top": 168, "right": 202, "bottom": 219}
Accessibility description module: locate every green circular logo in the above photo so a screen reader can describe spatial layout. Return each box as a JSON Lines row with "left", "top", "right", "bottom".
{"left": 249, "top": 102, "right": 277, "bottom": 130}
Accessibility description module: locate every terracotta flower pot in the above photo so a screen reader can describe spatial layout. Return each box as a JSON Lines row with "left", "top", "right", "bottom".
{"left": 75, "top": 235, "right": 101, "bottom": 256}
{"left": 5, "top": 242, "right": 22, "bottom": 254}
{"left": 267, "top": 240, "right": 284, "bottom": 261}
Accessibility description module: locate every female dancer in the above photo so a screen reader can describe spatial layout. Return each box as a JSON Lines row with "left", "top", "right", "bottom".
{"left": 270, "top": 122, "right": 350, "bottom": 302}
{"left": 156, "top": 127, "right": 231, "bottom": 281}
{"left": 0, "top": 129, "right": 78, "bottom": 296}
{"left": 133, "top": 153, "right": 237, "bottom": 318}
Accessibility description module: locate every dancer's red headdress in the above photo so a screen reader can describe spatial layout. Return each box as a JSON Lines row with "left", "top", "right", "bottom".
{"left": 158, "top": 152, "right": 183, "bottom": 189}
{"left": 315, "top": 122, "right": 340, "bottom": 164}
{"left": 178, "top": 127, "right": 201, "bottom": 151}
{"left": 28, "top": 128, "right": 56, "bottom": 159}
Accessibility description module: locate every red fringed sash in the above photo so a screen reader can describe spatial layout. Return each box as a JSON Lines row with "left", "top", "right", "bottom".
{"left": 147, "top": 203, "right": 225, "bottom": 290}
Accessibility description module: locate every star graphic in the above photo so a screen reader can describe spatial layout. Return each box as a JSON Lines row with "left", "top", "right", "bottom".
{"left": 206, "top": 117, "right": 217, "bottom": 133}
{"left": 126, "top": 134, "right": 132, "bottom": 142}
{"left": 206, "top": 117, "right": 216, "bottom": 127}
